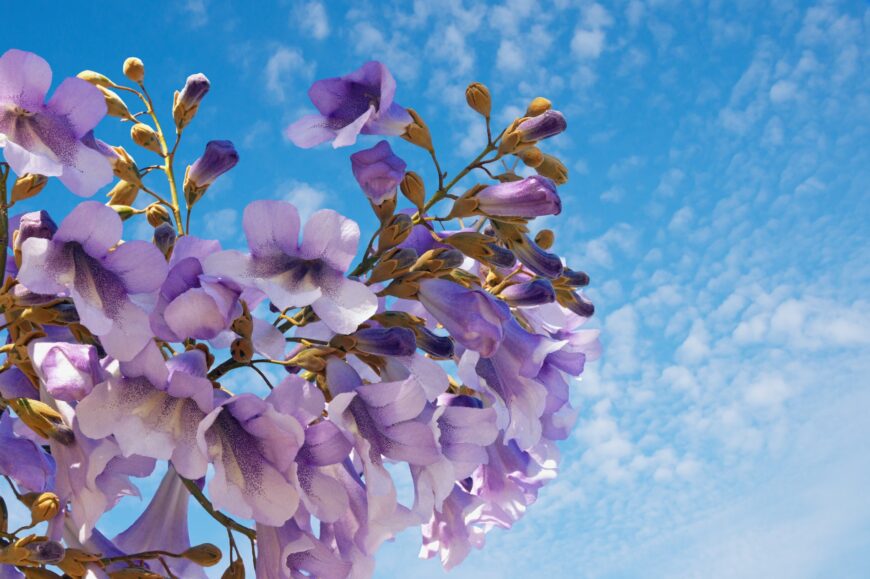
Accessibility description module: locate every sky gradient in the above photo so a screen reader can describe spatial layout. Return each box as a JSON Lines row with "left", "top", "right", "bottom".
{"left": 3, "top": 1, "right": 869, "bottom": 577}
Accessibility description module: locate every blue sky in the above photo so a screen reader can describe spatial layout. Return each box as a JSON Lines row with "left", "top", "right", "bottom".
{"left": 4, "top": 0, "right": 869, "bottom": 577}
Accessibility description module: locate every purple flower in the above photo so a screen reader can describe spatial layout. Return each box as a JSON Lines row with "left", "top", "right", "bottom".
{"left": 30, "top": 341, "right": 105, "bottom": 402}
{"left": 177, "top": 73, "right": 210, "bottom": 109}
{"left": 204, "top": 200, "right": 378, "bottom": 334}
{"left": 499, "top": 279, "right": 556, "bottom": 307}
{"left": 0, "top": 49, "right": 112, "bottom": 196}
{"left": 0, "top": 413, "right": 55, "bottom": 493}
{"left": 417, "top": 278, "right": 511, "bottom": 358}
{"left": 420, "top": 484, "right": 487, "bottom": 570}
{"left": 350, "top": 140, "right": 406, "bottom": 205}
{"left": 12, "top": 210, "right": 57, "bottom": 252}
{"left": 17, "top": 202, "right": 168, "bottom": 361}
{"left": 286, "top": 61, "right": 413, "bottom": 148}
{"left": 150, "top": 236, "right": 243, "bottom": 342}
{"left": 186, "top": 139, "right": 238, "bottom": 188}
{"left": 196, "top": 392, "right": 305, "bottom": 526}
{"left": 475, "top": 176, "right": 561, "bottom": 218}
{"left": 76, "top": 344, "right": 213, "bottom": 479}
{"left": 47, "top": 399, "right": 156, "bottom": 542}
{"left": 352, "top": 326, "right": 417, "bottom": 357}
{"left": 256, "top": 517, "right": 352, "bottom": 579}
{"left": 516, "top": 110, "right": 567, "bottom": 142}
{"left": 113, "top": 467, "right": 206, "bottom": 579}
{"left": 511, "top": 232, "right": 564, "bottom": 279}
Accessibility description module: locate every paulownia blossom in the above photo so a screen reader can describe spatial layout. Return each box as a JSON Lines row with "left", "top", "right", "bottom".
{"left": 204, "top": 200, "right": 378, "bottom": 334}
{"left": 286, "top": 61, "right": 412, "bottom": 148}
{"left": 0, "top": 49, "right": 112, "bottom": 196}
{"left": 17, "top": 202, "right": 168, "bottom": 361}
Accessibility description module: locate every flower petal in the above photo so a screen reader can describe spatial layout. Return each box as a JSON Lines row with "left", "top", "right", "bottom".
{"left": 300, "top": 209, "right": 359, "bottom": 271}
{"left": 54, "top": 201, "right": 122, "bottom": 257}
{"left": 312, "top": 275, "right": 377, "bottom": 334}
{"left": 47, "top": 77, "right": 107, "bottom": 138}
{"left": 244, "top": 200, "right": 300, "bottom": 257}
{"left": 0, "top": 49, "right": 52, "bottom": 107}
{"left": 104, "top": 240, "right": 168, "bottom": 294}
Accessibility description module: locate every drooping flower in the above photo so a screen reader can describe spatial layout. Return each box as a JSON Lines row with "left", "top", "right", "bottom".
{"left": 256, "top": 516, "right": 352, "bottom": 579}
{"left": 76, "top": 345, "right": 214, "bottom": 480}
{"left": 0, "top": 412, "right": 55, "bottom": 493}
{"left": 350, "top": 140, "right": 406, "bottom": 205}
{"left": 416, "top": 278, "right": 511, "bottom": 358}
{"left": 196, "top": 392, "right": 305, "bottom": 526}
{"left": 204, "top": 200, "right": 378, "bottom": 334}
{"left": 30, "top": 341, "right": 105, "bottom": 402}
{"left": 113, "top": 467, "right": 206, "bottom": 579}
{"left": 474, "top": 176, "right": 561, "bottom": 218}
{"left": 17, "top": 202, "right": 168, "bottom": 361}
{"left": 0, "top": 49, "right": 112, "bottom": 196}
{"left": 419, "top": 483, "right": 487, "bottom": 571}
{"left": 286, "top": 61, "right": 412, "bottom": 148}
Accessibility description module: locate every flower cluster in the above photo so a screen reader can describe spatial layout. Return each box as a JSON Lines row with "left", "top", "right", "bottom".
{"left": 0, "top": 50, "right": 599, "bottom": 578}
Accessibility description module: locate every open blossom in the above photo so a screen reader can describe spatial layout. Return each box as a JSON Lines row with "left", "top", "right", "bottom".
{"left": 420, "top": 483, "right": 487, "bottom": 571}
{"left": 350, "top": 140, "right": 406, "bottom": 205}
{"left": 0, "top": 49, "right": 112, "bottom": 196}
{"left": 17, "top": 202, "right": 168, "bottom": 361}
{"left": 0, "top": 413, "right": 55, "bottom": 493}
{"left": 30, "top": 341, "right": 105, "bottom": 402}
{"left": 286, "top": 61, "right": 412, "bottom": 148}
{"left": 204, "top": 200, "right": 378, "bottom": 334}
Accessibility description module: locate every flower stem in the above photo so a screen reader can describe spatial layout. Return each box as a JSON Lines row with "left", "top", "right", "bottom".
{"left": 179, "top": 476, "right": 256, "bottom": 540}
{"left": 0, "top": 164, "right": 8, "bottom": 284}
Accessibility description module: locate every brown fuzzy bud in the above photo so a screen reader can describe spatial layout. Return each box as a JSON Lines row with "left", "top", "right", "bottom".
{"left": 222, "top": 558, "right": 246, "bottom": 579}
{"left": 97, "top": 86, "right": 134, "bottom": 121}
{"left": 286, "top": 348, "right": 335, "bottom": 373}
{"left": 378, "top": 213, "right": 414, "bottom": 251}
{"left": 525, "top": 97, "right": 552, "bottom": 117}
{"left": 106, "top": 180, "right": 139, "bottom": 206}
{"left": 368, "top": 247, "right": 418, "bottom": 284}
{"left": 21, "top": 492, "right": 60, "bottom": 525}
{"left": 183, "top": 543, "right": 223, "bottom": 567}
{"left": 535, "top": 229, "right": 555, "bottom": 249}
{"left": 57, "top": 548, "right": 102, "bottom": 577}
{"left": 517, "top": 146, "right": 544, "bottom": 168}
{"left": 536, "top": 154, "right": 568, "bottom": 185}
{"left": 9, "top": 398, "right": 71, "bottom": 443}
{"left": 400, "top": 171, "right": 425, "bottom": 209}
{"left": 10, "top": 174, "right": 48, "bottom": 204}
{"left": 231, "top": 316, "right": 253, "bottom": 338}
{"left": 145, "top": 203, "right": 171, "bottom": 227}
{"left": 130, "top": 123, "right": 163, "bottom": 155}
{"left": 371, "top": 195, "right": 396, "bottom": 223}
{"left": 465, "top": 82, "right": 492, "bottom": 117}
{"left": 77, "top": 70, "right": 114, "bottom": 87}
{"left": 497, "top": 128, "right": 522, "bottom": 157}
{"left": 22, "top": 568, "right": 62, "bottom": 579}
{"left": 122, "top": 57, "right": 145, "bottom": 83}
{"left": 401, "top": 108, "right": 433, "bottom": 151}
{"left": 110, "top": 146, "right": 142, "bottom": 186}
{"left": 230, "top": 338, "right": 254, "bottom": 364}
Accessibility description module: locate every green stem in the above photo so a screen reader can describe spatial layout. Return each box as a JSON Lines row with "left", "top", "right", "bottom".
{"left": 179, "top": 476, "right": 256, "bottom": 540}
{"left": 139, "top": 84, "right": 185, "bottom": 235}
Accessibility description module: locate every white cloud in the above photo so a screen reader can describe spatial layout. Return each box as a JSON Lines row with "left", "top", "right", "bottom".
{"left": 571, "top": 28, "right": 606, "bottom": 59}
{"left": 265, "top": 46, "right": 313, "bottom": 101}
{"left": 278, "top": 180, "right": 327, "bottom": 221}
{"left": 769, "top": 79, "right": 797, "bottom": 103}
{"left": 294, "top": 1, "right": 330, "bottom": 40}
{"left": 202, "top": 208, "right": 238, "bottom": 240}
{"left": 496, "top": 40, "right": 524, "bottom": 73}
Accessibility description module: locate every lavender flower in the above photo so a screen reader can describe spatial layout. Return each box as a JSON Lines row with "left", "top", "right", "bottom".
{"left": 286, "top": 61, "right": 413, "bottom": 148}
{"left": 350, "top": 140, "right": 407, "bottom": 205}
{"left": 474, "top": 176, "right": 561, "bottom": 218}
{"left": 0, "top": 49, "right": 112, "bottom": 196}
{"left": 30, "top": 341, "right": 105, "bottom": 402}
{"left": 185, "top": 139, "right": 239, "bottom": 189}
{"left": 516, "top": 110, "right": 567, "bottom": 142}
{"left": 204, "top": 200, "right": 378, "bottom": 334}
{"left": 17, "top": 202, "right": 168, "bottom": 361}
{"left": 0, "top": 413, "right": 55, "bottom": 493}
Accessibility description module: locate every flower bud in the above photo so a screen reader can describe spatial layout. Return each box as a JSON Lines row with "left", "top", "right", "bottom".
{"left": 285, "top": 347, "right": 334, "bottom": 373}
{"left": 21, "top": 492, "right": 60, "bottom": 524}
{"left": 230, "top": 338, "right": 254, "bottom": 364}
{"left": 516, "top": 110, "right": 567, "bottom": 142}
{"left": 536, "top": 153, "right": 568, "bottom": 185}
{"left": 378, "top": 213, "right": 414, "bottom": 251}
{"left": 414, "top": 326, "right": 455, "bottom": 359}
{"left": 57, "top": 548, "right": 102, "bottom": 577}
{"left": 9, "top": 398, "right": 73, "bottom": 444}
{"left": 122, "top": 57, "right": 145, "bottom": 83}
{"left": 173, "top": 73, "right": 211, "bottom": 129}
{"left": 231, "top": 313, "right": 253, "bottom": 338}
{"left": 222, "top": 558, "right": 246, "bottom": 579}
{"left": 19, "top": 537, "right": 65, "bottom": 566}
{"left": 556, "top": 289, "right": 595, "bottom": 317}
{"left": 411, "top": 247, "right": 465, "bottom": 273}
{"left": 401, "top": 108, "right": 433, "bottom": 151}
{"left": 368, "top": 247, "right": 418, "bottom": 284}
{"left": 109, "top": 568, "right": 163, "bottom": 579}
{"left": 499, "top": 279, "right": 556, "bottom": 307}
{"left": 109, "top": 146, "right": 142, "bottom": 186}
{"left": 474, "top": 176, "right": 561, "bottom": 218}
{"left": 351, "top": 327, "right": 417, "bottom": 357}
{"left": 11, "top": 174, "right": 48, "bottom": 204}
{"left": 152, "top": 222, "right": 177, "bottom": 259}
{"left": 77, "top": 70, "right": 114, "bottom": 87}
{"left": 525, "top": 97, "right": 552, "bottom": 117}
{"left": 485, "top": 243, "right": 517, "bottom": 269}
{"left": 131, "top": 123, "right": 163, "bottom": 155}
{"left": 517, "top": 146, "right": 544, "bottom": 168}
{"left": 465, "top": 82, "right": 491, "bottom": 117}
{"left": 351, "top": 140, "right": 406, "bottom": 205}
{"left": 535, "top": 229, "right": 555, "bottom": 249}
{"left": 145, "top": 203, "right": 170, "bottom": 227}
{"left": 400, "top": 171, "right": 425, "bottom": 209}
{"left": 493, "top": 222, "right": 563, "bottom": 279}
{"left": 184, "top": 140, "right": 239, "bottom": 205}
{"left": 97, "top": 86, "right": 134, "bottom": 121}
{"left": 560, "top": 267, "right": 589, "bottom": 287}
{"left": 111, "top": 205, "right": 138, "bottom": 221}
{"left": 106, "top": 179, "right": 139, "bottom": 206}
{"left": 183, "top": 543, "right": 223, "bottom": 567}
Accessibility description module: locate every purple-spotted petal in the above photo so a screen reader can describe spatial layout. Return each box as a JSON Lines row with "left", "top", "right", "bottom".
{"left": 104, "top": 240, "right": 168, "bottom": 294}
{"left": 243, "top": 200, "right": 301, "bottom": 257}
{"left": 46, "top": 77, "right": 106, "bottom": 138}
{"left": 0, "top": 49, "right": 52, "bottom": 107}
{"left": 299, "top": 209, "right": 359, "bottom": 272}
{"left": 54, "top": 201, "right": 122, "bottom": 257}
